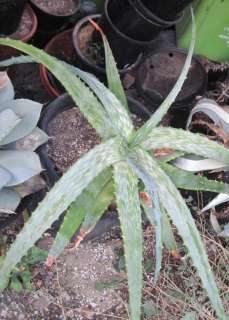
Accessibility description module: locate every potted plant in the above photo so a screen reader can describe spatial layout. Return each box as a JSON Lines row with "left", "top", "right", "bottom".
{"left": 0, "top": 0, "right": 28, "bottom": 36}
{"left": 0, "top": 22, "right": 229, "bottom": 320}
{"left": 92, "top": 0, "right": 186, "bottom": 68}
{"left": 0, "top": 4, "right": 37, "bottom": 61}
{"left": 30, "top": 0, "right": 81, "bottom": 45}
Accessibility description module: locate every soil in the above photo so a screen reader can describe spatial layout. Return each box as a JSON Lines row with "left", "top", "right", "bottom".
{"left": 32, "top": 0, "right": 79, "bottom": 16}
{"left": 78, "top": 23, "right": 105, "bottom": 67}
{"left": 9, "top": 6, "right": 33, "bottom": 40}
{"left": 47, "top": 108, "right": 101, "bottom": 173}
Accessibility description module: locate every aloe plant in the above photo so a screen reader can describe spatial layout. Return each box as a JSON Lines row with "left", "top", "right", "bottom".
{"left": 0, "top": 72, "right": 48, "bottom": 213}
{"left": 0, "top": 10, "right": 228, "bottom": 320}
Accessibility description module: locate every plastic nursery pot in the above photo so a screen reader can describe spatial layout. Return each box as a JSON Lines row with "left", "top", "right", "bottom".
{"left": 39, "top": 29, "right": 76, "bottom": 97}
{"left": 30, "top": 0, "right": 81, "bottom": 32}
{"left": 72, "top": 14, "right": 142, "bottom": 79}
{"left": 93, "top": 0, "right": 169, "bottom": 67}
{"left": 177, "top": 0, "right": 229, "bottom": 63}
{"left": 140, "top": 0, "right": 194, "bottom": 21}
{"left": 136, "top": 48, "right": 207, "bottom": 110}
{"left": 0, "top": 5, "right": 38, "bottom": 61}
{"left": 0, "top": 0, "right": 28, "bottom": 36}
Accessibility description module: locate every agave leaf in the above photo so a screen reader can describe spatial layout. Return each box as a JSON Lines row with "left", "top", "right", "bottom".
{"left": 0, "top": 138, "right": 121, "bottom": 289}
{"left": 92, "top": 20, "right": 128, "bottom": 111}
{"left": 49, "top": 169, "right": 114, "bottom": 258}
{"left": 129, "top": 148, "right": 226, "bottom": 319}
{"left": 131, "top": 8, "right": 195, "bottom": 146}
{"left": 0, "top": 72, "right": 14, "bottom": 103}
{"left": 0, "top": 39, "right": 114, "bottom": 140}
{"left": 161, "top": 162, "right": 229, "bottom": 193}
{"left": 172, "top": 156, "right": 229, "bottom": 172}
{"left": 0, "top": 188, "right": 21, "bottom": 212}
{"left": 130, "top": 161, "right": 162, "bottom": 285}
{"left": 14, "top": 176, "right": 46, "bottom": 198}
{"left": 0, "top": 151, "right": 42, "bottom": 186}
{"left": 201, "top": 194, "right": 229, "bottom": 212}
{"left": 0, "top": 166, "right": 12, "bottom": 190}
{"left": 5, "top": 127, "right": 49, "bottom": 151}
{"left": 142, "top": 127, "right": 229, "bottom": 164}
{"left": 114, "top": 162, "right": 142, "bottom": 320}
{"left": 0, "top": 99, "right": 43, "bottom": 145}
{"left": 0, "top": 109, "right": 21, "bottom": 144}
{"left": 187, "top": 98, "right": 229, "bottom": 134}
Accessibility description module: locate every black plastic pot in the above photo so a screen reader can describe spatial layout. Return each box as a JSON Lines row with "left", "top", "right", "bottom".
{"left": 72, "top": 14, "right": 142, "bottom": 78}
{"left": 136, "top": 48, "right": 207, "bottom": 110}
{"left": 30, "top": 0, "right": 81, "bottom": 32}
{"left": 140, "top": 0, "right": 194, "bottom": 21}
{"left": 92, "top": 0, "right": 168, "bottom": 67}
{"left": 0, "top": 0, "right": 28, "bottom": 36}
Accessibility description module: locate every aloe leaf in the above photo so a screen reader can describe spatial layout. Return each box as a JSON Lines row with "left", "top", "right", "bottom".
{"left": 0, "top": 72, "right": 14, "bottom": 103}
{"left": 65, "top": 65, "right": 133, "bottom": 140}
{"left": 49, "top": 169, "right": 114, "bottom": 258}
{"left": 0, "top": 138, "right": 121, "bottom": 290}
{"left": 129, "top": 148, "right": 226, "bottom": 319}
{"left": 0, "top": 55, "right": 35, "bottom": 68}
{"left": 0, "top": 39, "right": 114, "bottom": 140}
{"left": 0, "top": 109, "right": 21, "bottom": 144}
{"left": 114, "top": 162, "right": 142, "bottom": 320}
{"left": 0, "top": 151, "right": 42, "bottom": 186}
{"left": 162, "top": 162, "right": 229, "bottom": 193}
{"left": 130, "top": 162, "right": 162, "bottom": 285}
{"left": 160, "top": 207, "right": 177, "bottom": 252}
{"left": 0, "top": 99, "right": 43, "bottom": 145}
{"left": 93, "top": 20, "right": 128, "bottom": 111}
{"left": 131, "top": 7, "right": 195, "bottom": 146}
{"left": 142, "top": 127, "right": 229, "bottom": 164}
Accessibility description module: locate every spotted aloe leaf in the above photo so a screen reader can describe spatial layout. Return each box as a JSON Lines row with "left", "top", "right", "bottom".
{"left": 0, "top": 39, "right": 115, "bottom": 140}
{"left": 129, "top": 148, "right": 227, "bottom": 319}
{"left": 49, "top": 169, "right": 114, "bottom": 259}
{"left": 161, "top": 162, "right": 229, "bottom": 193}
{"left": 0, "top": 138, "right": 121, "bottom": 289}
{"left": 142, "top": 127, "right": 229, "bottom": 164}
{"left": 114, "top": 162, "right": 142, "bottom": 320}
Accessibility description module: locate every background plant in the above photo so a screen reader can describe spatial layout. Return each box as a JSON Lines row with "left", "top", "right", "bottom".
{"left": 0, "top": 72, "right": 48, "bottom": 214}
{"left": 0, "top": 11, "right": 228, "bottom": 320}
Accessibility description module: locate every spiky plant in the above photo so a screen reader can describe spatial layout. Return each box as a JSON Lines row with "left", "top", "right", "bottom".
{"left": 0, "top": 11, "right": 228, "bottom": 320}
{"left": 0, "top": 72, "right": 48, "bottom": 213}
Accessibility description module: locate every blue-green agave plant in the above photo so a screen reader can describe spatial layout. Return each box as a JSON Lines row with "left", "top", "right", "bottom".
{"left": 0, "top": 72, "right": 48, "bottom": 213}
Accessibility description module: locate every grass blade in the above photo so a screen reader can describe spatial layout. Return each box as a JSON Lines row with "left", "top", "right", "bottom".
{"left": 114, "top": 162, "right": 142, "bottom": 320}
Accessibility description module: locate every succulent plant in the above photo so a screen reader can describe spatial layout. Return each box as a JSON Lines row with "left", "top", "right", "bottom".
{"left": 0, "top": 72, "right": 48, "bottom": 214}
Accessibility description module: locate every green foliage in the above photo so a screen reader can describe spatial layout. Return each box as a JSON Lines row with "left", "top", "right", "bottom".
{"left": 0, "top": 72, "right": 48, "bottom": 213}
{"left": 10, "top": 246, "right": 47, "bottom": 293}
{"left": 0, "top": 9, "right": 228, "bottom": 320}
